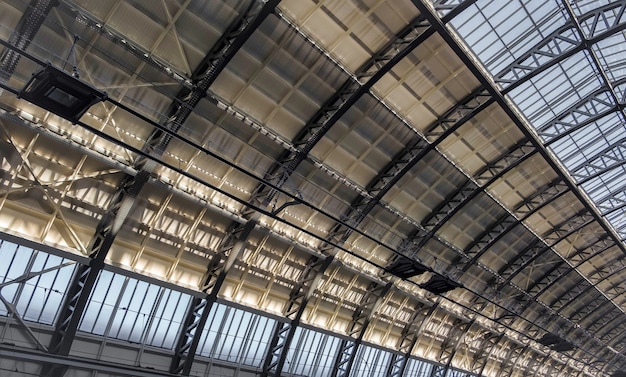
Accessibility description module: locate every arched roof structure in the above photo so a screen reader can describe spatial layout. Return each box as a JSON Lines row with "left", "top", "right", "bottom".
{"left": 0, "top": 1, "right": 625, "bottom": 376}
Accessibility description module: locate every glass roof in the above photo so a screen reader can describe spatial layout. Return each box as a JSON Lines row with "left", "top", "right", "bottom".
{"left": 449, "top": 0, "right": 626, "bottom": 239}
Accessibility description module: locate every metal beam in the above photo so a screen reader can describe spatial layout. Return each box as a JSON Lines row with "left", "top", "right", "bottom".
{"left": 157, "top": 1, "right": 281, "bottom": 373}
{"left": 254, "top": 13, "right": 434, "bottom": 208}
{"left": 497, "top": 208, "right": 594, "bottom": 290}
{"left": 385, "top": 303, "right": 438, "bottom": 377}
{"left": 410, "top": 1, "right": 626, "bottom": 371}
{"left": 436, "top": 318, "right": 474, "bottom": 376}
{"left": 0, "top": 344, "right": 180, "bottom": 377}
{"left": 140, "top": 0, "right": 279, "bottom": 168}
{"left": 170, "top": 218, "right": 257, "bottom": 375}
{"left": 258, "top": 5, "right": 475, "bottom": 372}
{"left": 469, "top": 331, "right": 505, "bottom": 376}
{"left": 495, "top": 1, "right": 626, "bottom": 92}
{"left": 330, "top": 282, "right": 392, "bottom": 377}
{"left": 538, "top": 86, "right": 622, "bottom": 147}
{"left": 261, "top": 255, "right": 334, "bottom": 377}
{"left": 47, "top": 169, "right": 151, "bottom": 359}
{"left": 498, "top": 343, "right": 527, "bottom": 377}
{"left": 0, "top": 0, "right": 57, "bottom": 82}
{"left": 361, "top": 87, "right": 492, "bottom": 236}
{"left": 414, "top": 139, "right": 534, "bottom": 255}
{"left": 552, "top": 254, "right": 626, "bottom": 317}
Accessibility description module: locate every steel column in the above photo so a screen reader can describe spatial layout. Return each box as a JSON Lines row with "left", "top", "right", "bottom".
{"left": 0, "top": 0, "right": 57, "bottom": 82}
{"left": 385, "top": 303, "right": 438, "bottom": 377}
{"left": 330, "top": 282, "right": 392, "bottom": 377}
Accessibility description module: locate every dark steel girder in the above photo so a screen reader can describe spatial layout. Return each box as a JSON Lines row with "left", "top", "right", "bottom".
{"left": 244, "top": 12, "right": 435, "bottom": 232}
{"left": 411, "top": 3, "right": 626, "bottom": 369}
{"left": 469, "top": 332, "right": 505, "bottom": 376}
{"left": 495, "top": 1, "right": 626, "bottom": 92}
{"left": 47, "top": 169, "right": 151, "bottom": 361}
{"left": 0, "top": 0, "right": 57, "bottom": 82}
{"left": 258, "top": 11, "right": 481, "bottom": 374}
{"left": 352, "top": 89, "right": 493, "bottom": 261}
{"left": 523, "top": 352, "right": 548, "bottom": 377}
{"left": 599, "top": 315, "right": 626, "bottom": 347}
{"left": 593, "top": 180, "right": 626, "bottom": 215}
{"left": 552, "top": 254, "right": 626, "bottom": 318}
{"left": 461, "top": 151, "right": 562, "bottom": 273}
{"left": 165, "top": 1, "right": 281, "bottom": 374}
{"left": 513, "top": 179, "right": 570, "bottom": 218}
{"left": 171, "top": 219, "right": 258, "bottom": 375}
{"left": 585, "top": 305, "right": 622, "bottom": 338}
{"left": 567, "top": 235, "right": 615, "bottom": 267}
{"left": 385, "top": 303, "right": 438, "bottom": 377}
{"left": 500, "top": 215, "right": 600, "bottom": 330}
{"left": 413, "top": 139, "right": 535, "bottom": 256}
{"left": 429, "top": 364, "right": 446, "bottom": 377}
{"left": 261, "top": 255, "right": 334, "bottom": 377}
{"left": 436, "top": 317, "right": 474, "bottom": 376}
{"left": 498, "top": 343, "right": 527, "bottom": 377}
{"left": 497, "top": 208, "right": 593, "bottom": 289}
{"left": 330, "top": 282, "right": 392, "bottom": 377}
{"left": 539, "top": 89, "right": 619, "bottom": 147}
{"left": 562, "top": 0, "right": 626, "bottom": 146}
{"left": 142, "top": 0, "right": 279, "bottom": 168}
{"left": 366, "top": 87, "right": 492, "bottom": 203}
{"left": 270, "top": 14, "right": 433, "bottom": 185}
{"left": 509, "top": 346, "right": 535, "bottom": 377}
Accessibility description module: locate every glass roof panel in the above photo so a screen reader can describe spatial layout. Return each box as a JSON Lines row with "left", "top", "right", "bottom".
{"left": 592, "top": 34, "right": 626, "bottom": 82}
{"left": 551, "top": 112, "right": 623, "bottom": 172}
{"left": 509, "top": 50, "right": 603, "bottom": 126}
{"left": 450, "top": 0, "right": 566, "bottom": 76}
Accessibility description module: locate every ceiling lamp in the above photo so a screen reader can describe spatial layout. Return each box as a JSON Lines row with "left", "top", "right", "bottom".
{"left": 18, "top": 63, "right": 106, "bottom": 124}
{"left": 421, "top": 274, "right": 461, "bottom": 295}
{"left": 387, "top": 255, "right": 429, "bottom": 279}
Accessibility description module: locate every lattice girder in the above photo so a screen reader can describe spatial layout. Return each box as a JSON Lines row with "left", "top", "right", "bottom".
{"left": 367, "top": 86, "right": 493, "bottom": 203}
{"left": 498, "top": 343, "right": 527, "bottom": 377}
{"left": 437, "top": 317, "right": 474, "bottom": 374}
{"left": 386, "top": 303, "right": 438, "bottom": 377}
{"left": 469, "top": 331, "right": 505, "bottom": 376}
{"left": 495, "top": 1, "right": 626, "bottom": 89}
{"left": 330, "top": 281, "right": 392, "bottom": 377}
{"left": 261, "top": 255, "right": 334, "bottom": 377}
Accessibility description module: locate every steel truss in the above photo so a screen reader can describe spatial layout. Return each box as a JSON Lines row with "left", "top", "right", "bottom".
{"left": 330, "top": 282, "right": 392, "bottom": 377}
{"left": 412, "top": 0, "right": 626, "bottom": 372}
{"left": 469, "top": 331, "right": 505, "bottom": 376}
{"left": 258, "top": 3, "right": 479, "bottom": 375}
{"left": 166, "top": 1, "right": 281, "bottom": 374}
{"left": 539, "top": 84, "right": 624, "bottom": 146}
{"left": 261, "top": 255, "right": 334, "bottom": 377}
{"left": 258, "top": 10, "right": 438, "bottom": 376}
{"left": 385, "top": 303, "right": 438, "bottom": 377}
{"left": 498, "top": 342, "right": 527, "bottom": 377}
{"left": 45, "top": 169, "right": 151, "bottom": 377}
{"left": 0, "top": 0, "right": 57, "bottom": 82}
{"left": 495, "top": 1, "right": 626, "bottom": 91}
{"left": 435, "top": 317, "right": 475, "bottom": 376}
{"left": 412, "top": 138, "right": 535, "bottom": 265}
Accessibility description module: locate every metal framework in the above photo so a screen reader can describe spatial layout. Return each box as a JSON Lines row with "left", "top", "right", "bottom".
{"left": 386, "top": 303, "right": 438, "bottom": 377}
{"left": 0, "top": 0, "right": 625, "bottom": 376}
{"left": 168, "top": 3, "right": 281, "bottom": 372}
{"left": 330, "top": 282, "right": 392, "bottom": 377}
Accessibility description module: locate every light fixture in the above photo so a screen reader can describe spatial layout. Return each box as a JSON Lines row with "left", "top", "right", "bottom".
{"left": 387, "top": 255, "right": 428, "bottom": 279}
{"left": 19, "top": 63, "right": 106, "bottom": 124}
{"left": 421, "top": 274, "right": 461, "bottom": 295}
